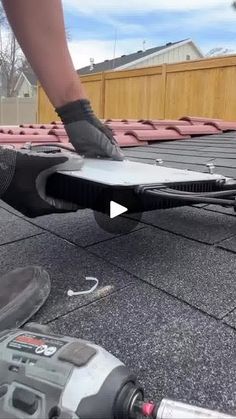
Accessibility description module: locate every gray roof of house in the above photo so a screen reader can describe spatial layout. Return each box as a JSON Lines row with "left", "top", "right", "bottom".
{"left": 23, "top": 69, "right": 37, "bottom": 86}
{"left": 78, "top": 39, "right": 188, "bottom": 75}
{"left": 0, "top": 131, "right": 236, "bottom": 415}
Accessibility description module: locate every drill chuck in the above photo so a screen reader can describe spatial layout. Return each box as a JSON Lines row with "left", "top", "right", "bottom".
{"left": 114, "top": 382, "right": 144, "bottom": 419}
{"left": 130, "top": 399, "right": 236, "bottom": 419}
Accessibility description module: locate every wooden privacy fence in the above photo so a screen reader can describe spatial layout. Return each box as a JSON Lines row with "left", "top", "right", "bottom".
{"left": 38, "top": 55, "right": 236, "bottom": 123}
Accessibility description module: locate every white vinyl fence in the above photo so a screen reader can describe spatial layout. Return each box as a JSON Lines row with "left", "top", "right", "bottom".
{"left": 0, "top": 97, "right": 37, "bottom": 125}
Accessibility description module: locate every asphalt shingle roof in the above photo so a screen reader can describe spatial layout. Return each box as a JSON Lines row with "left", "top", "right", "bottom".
{"left": 0, "top": 128, "right": 236, "bottom": 415}
{"left": 78, "top": 40, "right": 187, "bottom": 75}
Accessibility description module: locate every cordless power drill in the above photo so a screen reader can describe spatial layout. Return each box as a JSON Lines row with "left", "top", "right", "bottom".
{"left": 0, "top": 323, "right": 234, "bottom": 419}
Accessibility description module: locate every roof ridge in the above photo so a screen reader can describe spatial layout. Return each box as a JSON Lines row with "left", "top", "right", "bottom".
{"left": 77, "top": 39, "right": 190, "bottom": 74}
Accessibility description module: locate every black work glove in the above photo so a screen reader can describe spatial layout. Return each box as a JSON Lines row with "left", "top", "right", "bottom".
{"left": 56, "top": 99, "right": 124, "bottom": 160}
{"left": 0, "top": 147, "right": 83, "bottom": 218}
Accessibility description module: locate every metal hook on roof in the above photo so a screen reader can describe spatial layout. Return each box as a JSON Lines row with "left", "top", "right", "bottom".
{"left": 206, "top": 159, "right": 216, "bottom": 174}
{"left": 156, "top": 158, "right": 164, "bottom": 166}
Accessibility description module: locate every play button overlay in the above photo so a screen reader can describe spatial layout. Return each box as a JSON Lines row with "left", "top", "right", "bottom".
{"left": 110, "top": 201, "right": 128, "bottom": 219}
{"left": 93, "top": 200, "right": 142, "bottom": 235}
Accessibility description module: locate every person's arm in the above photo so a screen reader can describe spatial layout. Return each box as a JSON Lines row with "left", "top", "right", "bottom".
{"left": 2, "top": 0, "right": 87, "bottom": 108}
{"left": 2, "top": 0, "right": 123, "bottom": 160}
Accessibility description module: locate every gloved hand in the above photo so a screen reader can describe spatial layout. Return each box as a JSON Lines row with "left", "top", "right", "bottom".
{"left": 0, "top": 146, "right": 83, "bottom": 217}
{"left": 56, "top": 99, "right": 124, "bottom": 161}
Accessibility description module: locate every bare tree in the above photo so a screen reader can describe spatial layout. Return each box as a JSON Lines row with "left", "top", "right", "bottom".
{"left": 0, "top": 3, "right": 19, "bottom": 96}
{"left": 0, "top": 2, "right": 71, "bottom": 96}
{"left": 0, "top": 2, "right": 28, "bottom": 97}
{"left": 0, "top": 1, "right": 5, "bottom": 24}
{"left": 0, "top": 32, "right": 22, "bottom": 96}
{"left": 206, "top": 47, "right": 234, "bottom": 57}
{"left": 0, "top": 1, "right": 6, "bottom": 51}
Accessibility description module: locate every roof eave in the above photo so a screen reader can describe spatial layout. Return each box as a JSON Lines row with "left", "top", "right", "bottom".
{"left": 115, "top": 39, "right": 203, "bottom": 71}
{"left": 13, "top": 72, "right": 24, "bottom": 92}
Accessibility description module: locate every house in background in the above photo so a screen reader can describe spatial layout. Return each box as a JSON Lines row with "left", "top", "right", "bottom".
{"left": 0, "top": 73, "right": 8, "bottom": 97}
{"left": 78, "top": 39, "right": 203, "bottom": 75}
{"left": 13, "top": 69, "right": 37, "bottom": 97}
{"left": 0, "top": 66, "right": 37, "bottom": 125}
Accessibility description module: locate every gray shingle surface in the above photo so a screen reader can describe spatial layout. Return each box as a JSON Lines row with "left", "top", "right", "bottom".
{"left": 0, "top": 132, "right": 236, "bottom": 415}
{"left": 50, "top": 284, "right": 236, "bottom": 415}
{"left": 218, "top": 235, "right": 236, "bottom": 253}
{"left": 25, "top": 209, "right": 143, "bottom": 247}
{"left": 0, "top": 207, "right": 42, "bottom": 245}
{"left": 203, "top": 205, "right": 236, "bottom": 216}
{"left": 128, "top": 147, "right": 236, "bottom": 158}
{"left": 123, "top": 132, "right": 236, "bottom": 178}
{"left": 0, "top": 200, "right": 23, "bottom": 215}
{"left": 0, "top": 233, "right": 135, "bottom": 323}
{"left": 128, "top": 206, "right": 236, "bottom": 244}
{"left": 223, "top": 309, "right": 236, "bottom": 328}
{"left": 126, "top": 152, "right": 236, "bottom": 168}
{"left": 88, "top": 227, "right": 236, "bottom": 318}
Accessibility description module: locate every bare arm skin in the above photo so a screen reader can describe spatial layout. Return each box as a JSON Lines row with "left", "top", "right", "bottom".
{"left": 2, "top": 0, "right": 87, "bottom": 107}
{"left": 2, "top": 0, "right": 124, "bottom": 161}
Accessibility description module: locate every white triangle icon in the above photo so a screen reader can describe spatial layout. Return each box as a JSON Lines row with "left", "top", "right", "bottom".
{"left": 110, "top": 201, "right": 128, "bottom": 219}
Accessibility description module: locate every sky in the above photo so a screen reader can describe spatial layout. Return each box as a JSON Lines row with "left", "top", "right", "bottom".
{"left": 63, "top": 0, "right": 236, "bottom": 69}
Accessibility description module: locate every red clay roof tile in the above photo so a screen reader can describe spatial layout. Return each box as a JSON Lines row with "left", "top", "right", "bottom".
{"left": 145, "top": 119, "right": 190, "bottom": 126}
{"left": 108, "top": 122, "right": 155, "bottom": 131}
{"left": 0, "top": 116, "right": 236, "bottom": 150}
{"left": 205, "top": 121, "right": 236, "bottom": 131}
{"left": 179, "top": 116, "right": 222, "bottom": 125}
{"left": 114, "top": 134, "right": 147, "bottom": 147}
{"left": 105, "top": 119, "right": 128, "bottom": 123}
{"left": 167, "top": 124, "right": 221, "bottom": 135}
{"left": 105, "top": 118, "right": 139, "bottom": 123}
{"left": 0, "top": 126, "right": 21, "bottom": 131}
{"left": 48, "top": 128, "right": 67, "bottom": 137}
{"left": 125, "top": 129, "right": 190, "bottom": 141}
{"left": 20, "top": 124, "right": 61, "bottom": 129}
{"left": 105, "top": 122, "right": 129, "bottom": 130}
{"left": 4, "top": 128, "right": 51, "bottom": 135}
{"left": 142, "top": 120, "right": 190, "bottom": 128}
{"left": 0, "top": 133, "right": 58, "bottom": 145}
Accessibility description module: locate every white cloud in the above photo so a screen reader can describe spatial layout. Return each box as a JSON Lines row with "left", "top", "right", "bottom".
{"left": 146, "top": 7, "right": 236, "bottom": 33}
{"left": 68, "top": 40, "right": 115, "bottom": 69}
{"left": 65, "top": 0, "right": 236, "bottom": 67}
{"left": 68, "top": 38, "right": 151, "bottom": 69}
{"left": 187, "top": 8, "right": 236, "bottom": 27}
{"left": 63, "top": 0, "right": 230, "bottom": 14}
{"left": 64, "top": 0, "right": 236, "bottom": 40}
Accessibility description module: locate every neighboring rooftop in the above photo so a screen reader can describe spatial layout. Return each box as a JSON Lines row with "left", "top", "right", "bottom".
{"left": 0, "top": 118, "right": 235, "bottom": 415}
{"left": 78, "top": 39, "right": 203, "bottom": 74}
{"left": 22, "top": 69, "right": 37, "bottom": 87}
{"left": 13, "top": 67, "right": 38, "bottom": 98}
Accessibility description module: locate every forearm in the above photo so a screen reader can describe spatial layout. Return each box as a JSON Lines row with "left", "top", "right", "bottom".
{"left": 2, "top": 0, "right": 87, "bottom": 107}
{"left": 2, "top": 0, "right": 123, "bottom": 161}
